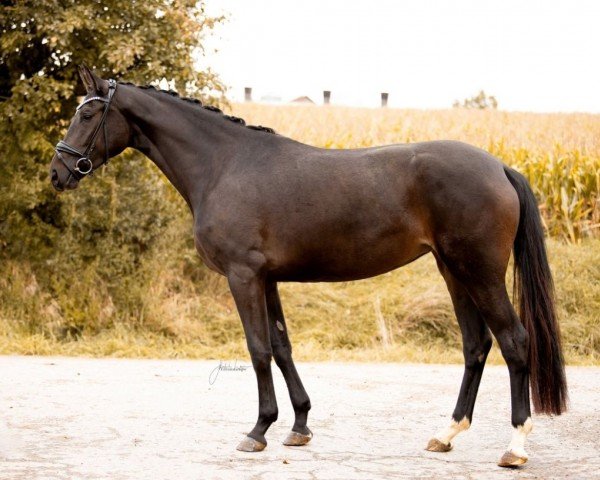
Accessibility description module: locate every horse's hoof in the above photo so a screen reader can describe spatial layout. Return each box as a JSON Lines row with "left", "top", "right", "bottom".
{"left": 283, "top": 429, "right": 313, "bottom": 446}
{"left": 236, "top": 436, "right": 266, "bottom": 452}
{"left": 425, "top": 438, "right": 453, "bottom": 452}
{"left": 498, "top": 450, "right": 528, "bottom": 468}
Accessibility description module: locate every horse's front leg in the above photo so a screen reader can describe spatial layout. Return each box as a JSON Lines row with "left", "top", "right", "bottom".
{"left": 266, "top": 281, "right": 312, "bottom": 446}
{"left": 228, "top": 267, "right": 278, "bottom": 452}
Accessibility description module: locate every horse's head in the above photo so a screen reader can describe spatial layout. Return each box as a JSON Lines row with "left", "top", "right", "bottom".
{"left": 50, "top": 66, "right": 130, "bottom": 191}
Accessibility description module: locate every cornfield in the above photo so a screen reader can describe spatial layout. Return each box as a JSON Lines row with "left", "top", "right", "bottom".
{"left": 231, "top": 104, "right": 600, "bottom": 242}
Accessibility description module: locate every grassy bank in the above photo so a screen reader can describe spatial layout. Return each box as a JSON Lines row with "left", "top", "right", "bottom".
{"left": 1, "top": 239, "right": 597, "bottom": 365}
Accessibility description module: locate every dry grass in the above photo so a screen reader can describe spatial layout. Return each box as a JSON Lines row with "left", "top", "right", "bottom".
{"left": 1, "top": 239, "right": 597, "bottom": 365}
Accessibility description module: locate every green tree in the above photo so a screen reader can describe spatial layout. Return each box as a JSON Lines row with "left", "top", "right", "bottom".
{"left": 0, "top": 1, "right": 225, "bottom": 335}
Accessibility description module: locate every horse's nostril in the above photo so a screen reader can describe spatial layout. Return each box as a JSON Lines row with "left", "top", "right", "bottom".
{"left": 50, "top": 169, "right": 63, "bottom": 191}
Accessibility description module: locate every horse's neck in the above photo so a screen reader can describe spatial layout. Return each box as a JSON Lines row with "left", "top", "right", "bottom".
{"left": 119, "top": 86, "right": 238, "bottom": 209}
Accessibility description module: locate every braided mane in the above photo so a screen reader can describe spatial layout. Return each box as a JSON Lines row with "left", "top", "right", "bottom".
{"left": 119, "top": 81, "right": 276, "bottom": 134}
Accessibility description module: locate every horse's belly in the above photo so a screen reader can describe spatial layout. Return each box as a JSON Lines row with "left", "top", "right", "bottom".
{"left": 267, "top": 232, "right": 431, "bottom": 282}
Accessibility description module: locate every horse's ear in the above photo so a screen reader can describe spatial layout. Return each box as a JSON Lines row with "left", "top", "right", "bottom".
{"left": 78, "top": 65, "right": 96, "bottom": 93}
{"left": 77, "top": 65, "right": 108, "bottom": 95}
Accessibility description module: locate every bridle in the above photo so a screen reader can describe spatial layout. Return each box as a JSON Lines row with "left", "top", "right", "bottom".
{"left": 55, "top": 79, "right": 117, "bottom": 179}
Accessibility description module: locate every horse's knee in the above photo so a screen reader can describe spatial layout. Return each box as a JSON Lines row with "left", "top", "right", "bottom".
{"left": 250, "top": 350, "right": 273, "bottom": 371}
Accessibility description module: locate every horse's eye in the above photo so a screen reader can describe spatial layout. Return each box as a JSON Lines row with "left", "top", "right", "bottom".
{"left": 81, "top": 111, "right": 93, "bottom": 120}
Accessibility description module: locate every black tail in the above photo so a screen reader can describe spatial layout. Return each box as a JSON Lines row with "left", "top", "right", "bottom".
{"left": 504, "top": 166, "right": 568, "bottom": 415}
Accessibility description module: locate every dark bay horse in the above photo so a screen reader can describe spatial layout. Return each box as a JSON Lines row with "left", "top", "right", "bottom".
{"left": 50, "top": 67, "right": 567, "bottom": 468}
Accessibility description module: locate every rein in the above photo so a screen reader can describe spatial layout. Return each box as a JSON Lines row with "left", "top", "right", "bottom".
{"left": 55, "top": 79, "right": 117, "bottom": 180}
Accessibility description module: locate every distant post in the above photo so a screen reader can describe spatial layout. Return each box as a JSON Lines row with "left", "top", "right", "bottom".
{"left": 244, "top": 87, "right": 252, "bottom": 102}
{"left": 323, "top": 90, "right": 331, "bottom": 105}
{"left": 381, "top": 92, "right": 389, "bottom": 107}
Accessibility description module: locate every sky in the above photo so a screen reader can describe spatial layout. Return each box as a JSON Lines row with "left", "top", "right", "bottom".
{"left": 201, "top": 0, "right": 600, "bottom": 112}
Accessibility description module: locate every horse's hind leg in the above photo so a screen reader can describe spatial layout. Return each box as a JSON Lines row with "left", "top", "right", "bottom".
{"left": 266, "top": 281, "right": 313, "bottom": 446}
{"left": 426, "top": 258, "right": 492, "bottom": 453}
{"left": 465, "top": 282, "right": 532, "bottom": 467}
{"left": 434, "top": 244, "right": 532, "bottom": 466}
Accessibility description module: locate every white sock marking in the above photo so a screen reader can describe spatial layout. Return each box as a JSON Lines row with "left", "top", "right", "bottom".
{"left": 434, "top": 417, "right": 470, "bottom": 445}
{"left": 507, "top": 417, "right": 533, "bottom": 458}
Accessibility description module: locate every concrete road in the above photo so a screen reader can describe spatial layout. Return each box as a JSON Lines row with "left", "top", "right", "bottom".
{"left": 0, "top": 356, "right": 598, "bottom": 479}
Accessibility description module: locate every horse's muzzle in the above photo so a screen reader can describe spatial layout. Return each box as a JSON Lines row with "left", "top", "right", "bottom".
{"left": 50, "top": 165, "right": 79, "bottom": 192}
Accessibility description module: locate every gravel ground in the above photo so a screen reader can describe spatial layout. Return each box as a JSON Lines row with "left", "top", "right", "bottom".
{"left": 0, "top": 356, "right": 598, "bottom": 479}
